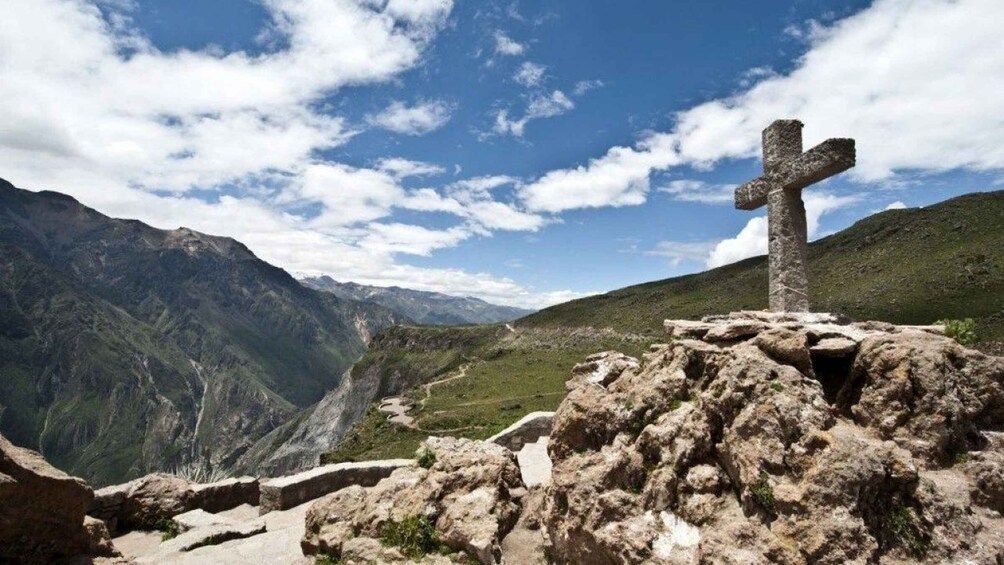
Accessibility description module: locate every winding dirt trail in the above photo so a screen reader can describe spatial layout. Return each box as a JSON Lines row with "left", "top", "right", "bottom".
{"left": 377, "top": 362, "right": 473, "bottom": 430}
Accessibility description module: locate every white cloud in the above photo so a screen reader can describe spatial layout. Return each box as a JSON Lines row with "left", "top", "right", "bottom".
{"left": 706, "top": 192, "right": 859, "bottom": 268}
{"left": 366, "top": 100, "right": 452, "bottom": 135}
{"left": 573, "top": 79, "right": 604, "bottom": 96}
{"left": 658, "top": 180, "right": 736, "bottom": 204}
{"left": 493, "top": 90, "right": 574, "bottom": 136}
{"left": 884, "top": 200, "right": 907, "bottom": 210}
{"left": 519, "top": 133, "right": 679, "bottom": 213}
{"left": 493, "top": 30, "right": 525, "bottom": 56}
{"left": 375, "top": 157, "right": 446, "bottom": 178}
{"left": 514, "top": 61, "right": 546, "bottom": 86}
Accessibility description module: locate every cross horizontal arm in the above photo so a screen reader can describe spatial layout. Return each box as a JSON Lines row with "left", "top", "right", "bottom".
{"left": 734, "top": 138, "right": 856, "bottom": 210}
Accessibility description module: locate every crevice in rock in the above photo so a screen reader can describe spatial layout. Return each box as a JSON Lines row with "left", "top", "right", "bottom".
{"left": 809, "top": 352, "right": 855, "bottom": 407}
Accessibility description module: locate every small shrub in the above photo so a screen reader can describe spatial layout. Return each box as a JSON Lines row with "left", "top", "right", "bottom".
{"left": 314, "top": 553, "right": 342, "bottom": 565}
{"left": 172, "top": 462, "right": 230, "bottom": 484}
{"left": 416, "top": 447, "right": 437, "bottom": 469}
{"left": 668, "top": 398, "right": 683, "bottom": 411}
{"left": 154, "top": 517, "right": 180, "bottom": 541}
{"left": 380, "top": 515, "right": 445, "bottom": 559}
{"left": 888, "top": 504, "right": 928, "bottom": 556}
{"left": 749, "top": 473, "right": 775, "bottom": 514}
{"left": 939, "top": 318, "right": 978, "bottom": 346}
{"left": 770, "top": 382, "right": 785, "bottom": 392}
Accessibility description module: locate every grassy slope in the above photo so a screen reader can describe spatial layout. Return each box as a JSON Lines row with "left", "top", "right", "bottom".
{"left": 522, "top": 191, "right": 1004, "bottom": 340}
{"left": 324, "top": 190, "right": 1004, "bottom": 464}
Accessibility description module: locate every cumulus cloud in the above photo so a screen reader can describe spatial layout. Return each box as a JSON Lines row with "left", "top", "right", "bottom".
{"left": 884, "top": 200, "right": 907, "bottom": 210}
{"left": 493, "top": 90, "right": 574, "bottom": 136}
{"left": 366, "top": 100, "right": 452, "bottom": 135}
{"left": 706, "top": 193, "right": 859, "bottom": 268}
{"left": 493, "top": 30, "right": 526, "bottom": 56}
{"left": 514, "top": 61, "right": 546, "bottom": 86}
{"left": 519, "top": 133, "right": 679, "bottom": 213}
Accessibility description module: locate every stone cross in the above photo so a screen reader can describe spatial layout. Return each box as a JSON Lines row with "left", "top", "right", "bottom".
{"left": 734, "top": 119, "right": 855, "bottom": 312}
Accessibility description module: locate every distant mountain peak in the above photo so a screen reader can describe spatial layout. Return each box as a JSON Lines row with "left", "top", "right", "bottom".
{"left": 300, "top": 277, "right": 534, "bottom": 326}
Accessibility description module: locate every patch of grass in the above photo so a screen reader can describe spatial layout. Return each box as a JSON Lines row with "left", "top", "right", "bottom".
{"left": 314, "top": 553, "right": 342, "bottom": 565}
{"left": 380, "top": 515, "right": 447, "bottom": 560}
{"left": 770, "top": 382, "right": 785, "bottom": 392}
{"left": 749, "top": 473, "right": 776, "bottom": 515}
{"left": 939, "top": 318, "right": 978, "bottom": 346}
{"left": 154, "top": 517, "right": 180, "bottom": 541}
{"left": 887, "top": 504, "right": 928, "bottom": 557}
{"left": 416, "top": 447, "right": 436, "bottom": 469}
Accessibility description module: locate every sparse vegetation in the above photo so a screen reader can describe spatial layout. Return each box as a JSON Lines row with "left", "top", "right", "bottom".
{"left": 750, "top": 473, "right": 776, "bottom": 514}
{"left": 314, "top": 553, "right": 341, "bottom": 565}
{"left": 154, "top": 517, "right": 180, "bottom": 541}
{"left": 380, "top": 515, "right": 447, "bottom": 559}
{"left": 172, "top": 462, "right": 230, "bottom": 484}
{"left": 771, "top": 382, "right": 785, "bottom": 392}
{"left": 887, "top": 504, "right": 928, "bottom": 557}
{"left": 416, "top": 447, "right": 437, "bottom": 469}
{"left": 939, "top": 318, "right": 978, "bottom": 346}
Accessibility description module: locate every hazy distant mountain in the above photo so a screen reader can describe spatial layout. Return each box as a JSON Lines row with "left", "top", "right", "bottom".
{"left": 0, "top": 178, "right": 405, "bottom": 485}
{"left": 300, "top": 276, "right": 534, "bottom": 325}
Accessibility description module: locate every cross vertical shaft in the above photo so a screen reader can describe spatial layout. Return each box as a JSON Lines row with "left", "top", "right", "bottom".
{"left": 764, "top": 120, "right": 809, "bottom": 312}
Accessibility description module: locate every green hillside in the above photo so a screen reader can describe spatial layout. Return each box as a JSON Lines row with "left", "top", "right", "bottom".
{"left": 324, "top": 190, "right": 1004, "bottom": 464}
{"left": 522, "top": 190, "right": 1004, "bottom": 340}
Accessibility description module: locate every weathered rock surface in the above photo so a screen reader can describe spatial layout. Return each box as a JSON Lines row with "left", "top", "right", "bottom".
{"left": 119, "top": 473, "right": 197, "bottom": 529}
{"left": 302, "top": 437, "right": 525, "bottom": 564}
{"left": 0, "top": 433, "right": 120, "bottom": 563}
{"left": 541, "top": 313, "right": 1004, "bottom": 564}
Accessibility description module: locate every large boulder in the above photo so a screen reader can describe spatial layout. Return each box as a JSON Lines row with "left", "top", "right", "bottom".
{"left": 302, "top": 437, "right": 525, "bottom": 564}
{"left": 0, "top": 433, "right": 119, "bottom": 563}
{"left": 118, "top": 473, "right": 196, "bottom": 529}
{"left": 542, "top": 314, "right": 1004, "bottom": 564}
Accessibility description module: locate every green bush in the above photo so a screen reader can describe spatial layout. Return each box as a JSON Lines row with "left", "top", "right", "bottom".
{"left": 939, "top": 318, "right": 978, "bottom": 346}
{"left": 380, "top": 515, "right": 445, "bottom": 559}
{"left": 416, "top": 447, "right": 437, "bottom": 469}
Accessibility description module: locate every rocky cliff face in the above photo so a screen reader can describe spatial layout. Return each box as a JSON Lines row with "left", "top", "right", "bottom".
{"left": 236, "top": 325, "right": 497, "bottom": 476}
{"left": 0, "top": 179, "right": 404, "bottom": 485}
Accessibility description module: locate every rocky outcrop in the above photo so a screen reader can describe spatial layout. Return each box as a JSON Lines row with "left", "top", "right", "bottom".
{"left": 302, "top": 437, "right": 525, "bottom": 564}
{"left": 0, "top": 433, "right": 119, "bottom": 563}
{"left": 541, "top": 312, "right": 1004, "bottom": 564}
{"left": 90, "top": 473, "right": 259, "bottom": 532}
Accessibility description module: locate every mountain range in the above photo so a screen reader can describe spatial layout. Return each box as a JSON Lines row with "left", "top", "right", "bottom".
{"left": 0, "top": 178, "right": 405, "bottom": 486}
{"left": 300, "top": 276, "right": 533, "bottom": 325}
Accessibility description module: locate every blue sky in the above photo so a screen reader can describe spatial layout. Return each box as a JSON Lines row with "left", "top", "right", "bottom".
{"left": 2, "top": 0, "right": 1002, "bottom": 307}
